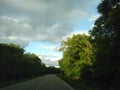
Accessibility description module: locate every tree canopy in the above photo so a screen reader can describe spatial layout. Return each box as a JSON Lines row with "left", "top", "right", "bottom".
{"left": 59, "top": 34, "right": 94, "bottom": 79}
{"left": 0, "top": 43, "right": 46, "bottom": 83}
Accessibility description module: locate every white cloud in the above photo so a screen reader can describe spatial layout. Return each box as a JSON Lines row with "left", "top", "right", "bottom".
{"left": 62, "top": 30, "right": 89, "bottom": 41}
{"left": 38, "top": 53, "right": 61, "bottom": 61}
{"left": 37, "top": 45, "right": 60, "bottom": 51}
{"left": 38, "top": 53, "right": 61, "bottom": 67}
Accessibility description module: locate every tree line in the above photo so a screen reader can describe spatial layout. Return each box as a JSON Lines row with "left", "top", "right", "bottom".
{"left": 0, "top": 43, "right": 46, "bottom": 83}
{"left": 0, "top": 43, "right": 59, "bottom": 85}
{"left": 59, "top": 0, "right": 120, "bottom": 89}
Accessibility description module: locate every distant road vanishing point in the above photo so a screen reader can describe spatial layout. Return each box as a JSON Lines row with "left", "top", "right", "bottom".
{"left": 0, "top": 74, "right": 74, "bottom": 90}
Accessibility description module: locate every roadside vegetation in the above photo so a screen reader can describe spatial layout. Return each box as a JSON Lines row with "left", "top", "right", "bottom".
{"left": 0, "top": 43, "right": 59, "bottom": 88}
{"left": 59, "top": 0, "right": 120, "bottom": 90}
{"left": 0, "top": 43, "right": 44, "bottom": 87}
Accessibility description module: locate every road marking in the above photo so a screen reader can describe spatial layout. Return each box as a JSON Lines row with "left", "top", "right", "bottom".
{"left": 56, "top": 77, "right": 75, "bottom": 90}
{"left": 35, "top": 77, "right": 49, "bottom": 90}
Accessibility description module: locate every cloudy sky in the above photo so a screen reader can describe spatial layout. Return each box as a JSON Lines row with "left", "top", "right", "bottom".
{"left": 0, "top": 0, "right": 101, "bottom": 67}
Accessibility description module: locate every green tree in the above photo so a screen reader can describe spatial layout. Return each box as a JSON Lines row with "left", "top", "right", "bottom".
{"left": 0, "top": 43, "right": 24, "bottom": 81}
{"left": 89, "top": 0, "right": 120, "bottom": 89}
{"left": 89, "top": 0, "right": 120, "bottom": 77}
{"left": 59, "top": 34, "right": 94, "bottom": 79}
{"left": 22, "top": 53, "right": 45, "bottom": 77}
{"left": 0, "top": 43, "right": 46, "bottom": 83}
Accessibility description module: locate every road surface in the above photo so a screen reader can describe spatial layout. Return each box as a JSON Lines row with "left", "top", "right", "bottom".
{"left": 0, "top": 74, "right": 74, "bottom": 90}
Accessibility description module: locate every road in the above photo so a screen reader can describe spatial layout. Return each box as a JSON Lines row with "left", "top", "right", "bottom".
{"left": 0, "top": 74, "right": 74, "bottom": 90}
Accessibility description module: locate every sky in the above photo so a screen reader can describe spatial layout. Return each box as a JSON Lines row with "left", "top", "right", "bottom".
{"left": 0, "top": 0, "right": 101, "bottom": 67}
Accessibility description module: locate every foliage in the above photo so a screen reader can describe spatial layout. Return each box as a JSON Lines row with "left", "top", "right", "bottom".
{"left": 90, "top": 0, "right": 120, "bottom": 78}
{"left": 0, "top": 43, "right": 46, "bottom": 83}
{"left": 45, "top": 66, "right": 60, "bottom": 74}
{"left": 89, "top": 0, "right": 120, "bottom": 89}
{"left": 59, "top": 34, "right": 94, "bottom": 79}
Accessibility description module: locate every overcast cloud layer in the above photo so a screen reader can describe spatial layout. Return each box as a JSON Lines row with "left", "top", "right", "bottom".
{"left": 0, "top": 0, "right": 101, "bottom": 46}
{"left": 0, "top": 0, "right": 101, "bottom": 66}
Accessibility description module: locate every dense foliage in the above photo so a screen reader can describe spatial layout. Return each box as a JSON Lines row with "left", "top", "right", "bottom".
{"left": 59, "top": 0, "right": 120, "bottom": 89}
{"left": 90, "top": 0, "right": 120, "bottom": 77}
{"left": 0, "top": 43, "right": 46, "bottom": 83}
{"left": 59, "top": 34, "right": 94, "bottom": 79}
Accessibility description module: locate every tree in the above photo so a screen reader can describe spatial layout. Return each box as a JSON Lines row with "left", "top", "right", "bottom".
{"left": 89, "top": 0, "right": 120, "bottom": 88}
{"left": 0, "top": 43, "right": 24, "bottom": 81}
{"left": 23, "top": 53, "right": 44, "bottom": 77}
{"left": 59, "top": 34, "right": 94, "bottom": 79}
{"left": 0, "top": 43, "right": 46, "bottom": 83}
{"left": 89, "top": 0, "right": 120, "bottom": 77}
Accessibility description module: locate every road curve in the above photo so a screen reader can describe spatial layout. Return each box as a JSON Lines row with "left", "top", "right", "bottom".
{"left": 0, "top": 74, "right": 74, "bottom": 90}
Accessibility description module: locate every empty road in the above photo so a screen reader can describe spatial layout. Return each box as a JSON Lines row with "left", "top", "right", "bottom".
{"left": 0, "top": 74, "right": 74, "bottom": 90}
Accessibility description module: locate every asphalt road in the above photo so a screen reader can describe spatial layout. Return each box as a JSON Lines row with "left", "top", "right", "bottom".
{"left": 0, "top": 74, "right": 74, "bottom": 90}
